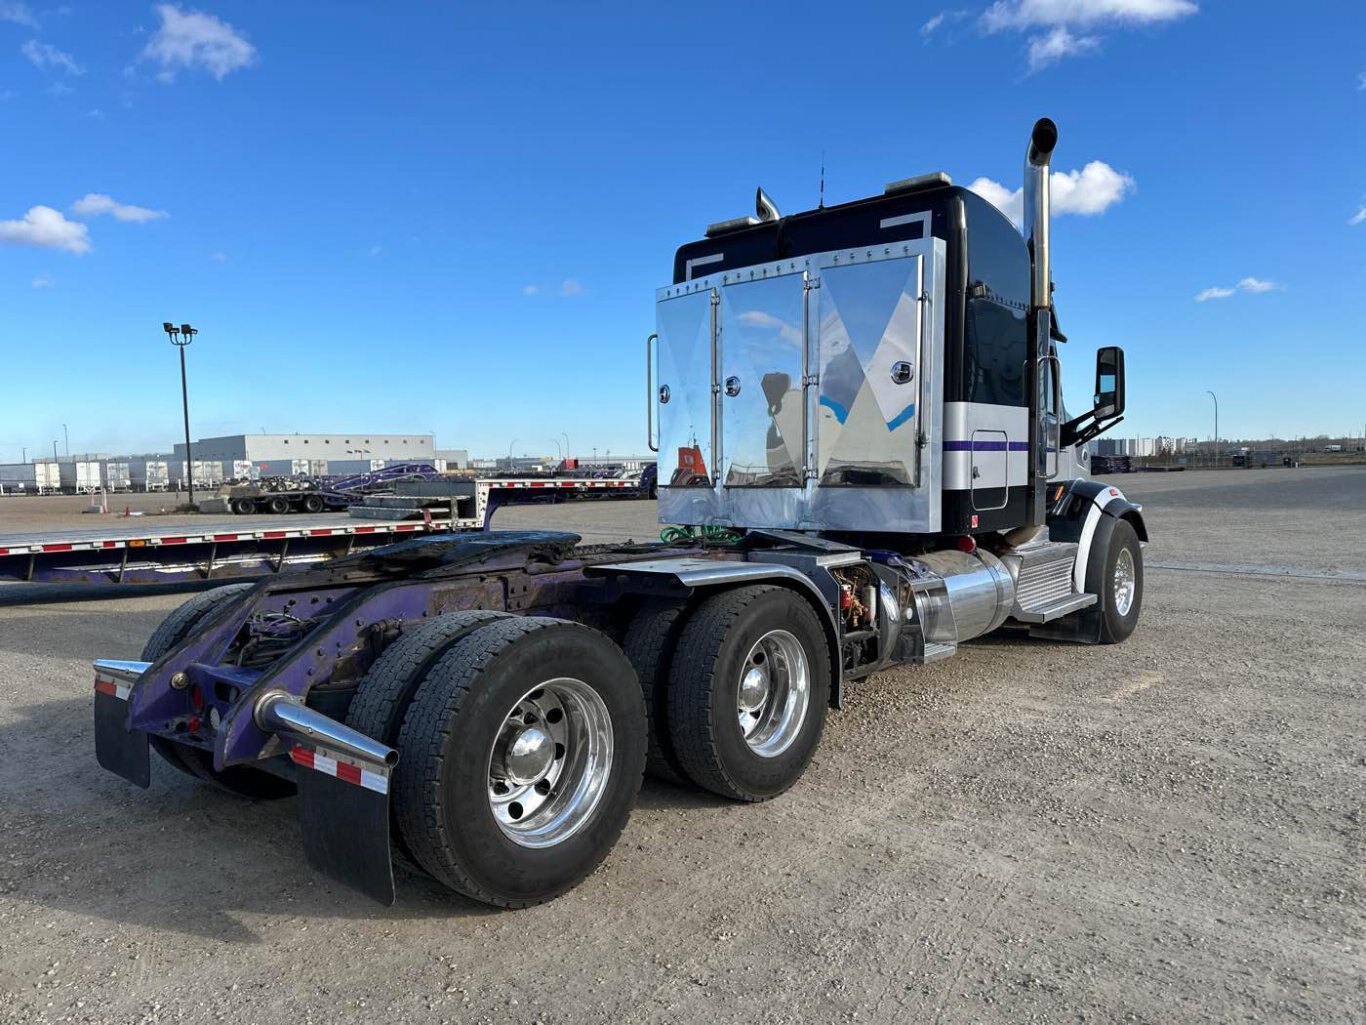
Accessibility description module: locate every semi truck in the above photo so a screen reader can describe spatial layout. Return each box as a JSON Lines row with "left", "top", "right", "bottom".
{"left": 93, "top": 119, "right": 1144, "bottom": 909}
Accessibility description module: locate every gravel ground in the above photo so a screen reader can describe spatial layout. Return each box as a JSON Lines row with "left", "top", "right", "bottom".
{"left": 0, "top": 468, "right": 1362, "bottom": 1024}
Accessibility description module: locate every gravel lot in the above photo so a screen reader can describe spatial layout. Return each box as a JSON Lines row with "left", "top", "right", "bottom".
{"left": 1, "top": 468, "right": 1362, "bottom": 1024}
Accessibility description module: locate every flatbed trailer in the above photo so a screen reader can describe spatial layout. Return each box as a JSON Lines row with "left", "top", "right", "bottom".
{"left": 0, "top": 517, "right": 449, "bottom": 584}
{"left": 92, "top": 119, "right": 1147, "bottom": 912}
{"left": 0, "top": 478, "right": 643, "bottom": 585}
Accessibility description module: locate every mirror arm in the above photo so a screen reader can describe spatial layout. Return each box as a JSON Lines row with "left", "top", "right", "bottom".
{"left": 1068, "top": 414, "right": 1124, "bottom": 450}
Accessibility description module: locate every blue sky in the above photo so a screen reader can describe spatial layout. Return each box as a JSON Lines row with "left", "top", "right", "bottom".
{"left": 1, "top": 0, "right": 1363, "bottom": 463}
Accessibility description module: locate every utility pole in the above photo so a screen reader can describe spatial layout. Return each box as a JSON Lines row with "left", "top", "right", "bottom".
{"left": 165, "top": 322, "right": 199, "bottom": 505}
{"left": 1206, "top": 390, "right": 1218, "bottom": 468}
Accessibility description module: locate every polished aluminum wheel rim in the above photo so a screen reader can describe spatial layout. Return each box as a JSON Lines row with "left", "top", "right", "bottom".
{"left": 736, "top": 629, "right": 810, "bottom": 759}
{"left": 487, "top": 678, "right": 613, "bottom": 849}
{"left": 1113, "top": 547, "right": 1136, "bottom": 617}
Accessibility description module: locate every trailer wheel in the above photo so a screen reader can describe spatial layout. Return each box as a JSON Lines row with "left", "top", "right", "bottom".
{"left": 395, "top": 617, "right": 646, "bottom": 907}
{"left": 302, "top": 494, "right": 325, "bottom": 514}
{"left": 666, "top": 585, "right": 830, "bottom": 802}
{"left": 1089, "top": 518, "right": 1143, "bottom": 644}
{"left": 231, "top": 497, "right": 254, "bottom": 515}
{"left": 622, "top": 600, "right": 690, "bottom": 785}
{"left": 141, "top": 584, "right": 294, "bottom": 799}
{"left": 267, "top": 496, "right": 290, "bottom": 515}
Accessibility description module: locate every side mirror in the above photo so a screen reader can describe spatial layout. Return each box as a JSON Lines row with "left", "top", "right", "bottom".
{"left": 1094, "top": 346, "right": 1125, "bottom": 420}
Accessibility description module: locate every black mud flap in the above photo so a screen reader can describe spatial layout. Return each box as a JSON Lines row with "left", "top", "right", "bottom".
{"left": 296, "top": 766, "right": 396, "bottom": 905}
{"left": 94, "top": 691, "right": 150, "bottom": 787}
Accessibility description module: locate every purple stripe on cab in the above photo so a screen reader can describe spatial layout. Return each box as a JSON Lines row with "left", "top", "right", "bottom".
{"left": 944, "top": 440, "right": 1031, "bottom": 452}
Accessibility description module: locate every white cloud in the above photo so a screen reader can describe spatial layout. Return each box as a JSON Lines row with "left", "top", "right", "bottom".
{"left": 981, "top": 0, "right": 1198, "bottom": 31}
{"left": 367, "top": 244, "right": 382, "bottom": 257}
{"left": 141, "top": 4, "right": 256, "bottom": 82}
{"left": 85, "top": 107, "right": 104, "bottom": 118}
{"left": 520, "top": 284, "right": 540, "bottom": 296}
{"left": 0, "top": 205, "right": 90, "bottom": 253}
{"left": 210, "top": 250, "right": 226, "bottom": 262}
{"left": 31, "top": 274, "right": 53, "bottom": 289}
{"left": 1357, "top": 71, "right": 1365, "bottom": 91}
{"left": 1194, "top": 277, "right": 1281, "bottom": 302}
{"left": 1027, "top": 26, "right": 1100, "bottom": 70}
{"left": 1350, "top": 207, "right": 1366, "bottom": 226}
{"left": 0, "top": 3, "right": 39, "bottom": 28}
{"left": 21, "top": 39, "right": 83, "bottom": 75}
{"left": 969, "top": 160, "right": 1134, "bottom": 225}
{"left": 71, "top": 193, "right": 168, "bottom": 223}
{"left": 559, "top": 279, "right": 585, "bottom": 297}
{"left": 922, "top": 9, "right": 970, "bottom": 35}
{"left": 979, "top": 0, "right": 1195, "bottom": 69}
{"left": 1194, "top": 285, "right": 1234, "bottom": 302}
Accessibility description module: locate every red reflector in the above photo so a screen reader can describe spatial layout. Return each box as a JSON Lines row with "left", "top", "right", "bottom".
{"left": 187, "top": 716, "right": 202, "bottom": 733}
{"left": 263, "top": 531, "right": 286, "bottom": 539}
{"left": 956, "top": 535, "right": 977, "bottom": 554}
{"left": 190, "top": 684, "right": 205, "bottom": 713}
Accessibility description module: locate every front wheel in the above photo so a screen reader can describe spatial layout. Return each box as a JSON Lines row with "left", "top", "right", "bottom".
{"left": 667, "top": 585, "right": 831, "bottom": 802}
{"left": 394, "top": 617, "right": 646, "bottom": 908}
{"left": 1088, "top": 518, "right": 1143, "bottom": 644}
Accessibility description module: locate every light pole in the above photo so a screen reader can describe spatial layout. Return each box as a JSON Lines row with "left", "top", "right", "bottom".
{"left": 551, "top": 438, "right": 562, "bottom": 462}
{"left": 1206, "top": 390, "right": 1218, "bottom": 467}
{"left": 507, "top": 438, "right": 518, "bottom": 471}
{"left": 62, "top": 423, "right": 68, "bottom": 459}
{"left": 561, "top": 432, "right": 570, "bottom": 462}
{"left": 165, "top": 322, "right": 199, "bottom": 505}
{"left": 21, "top": 446, "right": 26, "bottom": 464}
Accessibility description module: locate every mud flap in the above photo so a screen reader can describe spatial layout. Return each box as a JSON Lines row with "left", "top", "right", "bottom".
{"left": 94, "top": 690, "right": 150, "bottom": 787}
{"left": 295, "top": 755, "right": 396, "bottom": 905}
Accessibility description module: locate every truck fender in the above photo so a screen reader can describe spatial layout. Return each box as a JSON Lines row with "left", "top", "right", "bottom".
{"left": 1047, "top": 479, "right": 1147, "bottom": 592}
{"left": 588, "top": 559, "right": 846, "bottom": 708}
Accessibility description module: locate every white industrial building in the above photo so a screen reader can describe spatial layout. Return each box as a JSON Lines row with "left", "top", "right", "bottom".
{"left": 174, "top": 433, "right": 435, "bottom": 465}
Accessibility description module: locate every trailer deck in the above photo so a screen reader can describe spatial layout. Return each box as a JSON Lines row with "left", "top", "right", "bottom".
{"left": 0, "top": 476, "right": 648, "bottom": 585}
{"left": 0, "top": 516, "right": 450, "bottom": 584}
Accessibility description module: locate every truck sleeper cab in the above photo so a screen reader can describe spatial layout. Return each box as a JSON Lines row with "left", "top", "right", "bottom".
{"left": 92, "top": 119, "right": 1143, "bottom": 910}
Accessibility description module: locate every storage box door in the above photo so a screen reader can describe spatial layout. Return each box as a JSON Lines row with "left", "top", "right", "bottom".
{"left": 814, "top": 254, "right": 925, "bottom": 487}
{"left": 717, "top": 271, "right": 807, "bottom": 487}
{"left": 655, "top": 289, "right": 716, "bottom": 487}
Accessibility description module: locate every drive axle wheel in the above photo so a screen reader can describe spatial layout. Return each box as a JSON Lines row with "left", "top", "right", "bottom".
{"left": 346, "top": 610, "right": 512, "bottom": 870}
{"left": 395, "top": 617, "right": 646, "bottom": 908}
{"left": 667, "top": 585, "right": 830, "bottom": 802}
{"left": 142, "top": 584, "right": 294, "bottom": 799}
{"left": 622, "top": 600, "right": 690, "bottom": 785}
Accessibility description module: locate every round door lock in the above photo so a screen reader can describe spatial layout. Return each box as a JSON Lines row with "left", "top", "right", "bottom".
{"left": 658, "top": 384, "right": 671, "bottom": 404}
{"left": 724, "top": 376, "right": 742, "bottom": 397}
{"left": 890, "top": 361, "right": 914, "bottom": 385}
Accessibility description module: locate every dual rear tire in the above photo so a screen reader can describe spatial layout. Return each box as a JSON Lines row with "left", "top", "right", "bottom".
{"left": 625, "top": 585, "right": 831, "bottom": 802}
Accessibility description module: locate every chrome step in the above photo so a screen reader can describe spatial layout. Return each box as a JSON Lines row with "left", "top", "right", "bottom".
{"left": 1010, "top": 591, "right": 1097, "bottom": 624}
{"left": 920, "top": 642, "right": 957, "bottom": 664}
{"left": 1009, "top": 540, "right": 1089, "bottom": 621}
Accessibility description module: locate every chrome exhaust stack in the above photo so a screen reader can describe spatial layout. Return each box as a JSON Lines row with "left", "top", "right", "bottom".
{"left": 1023, "top": 117, "right": 1058, "bottom": 311}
